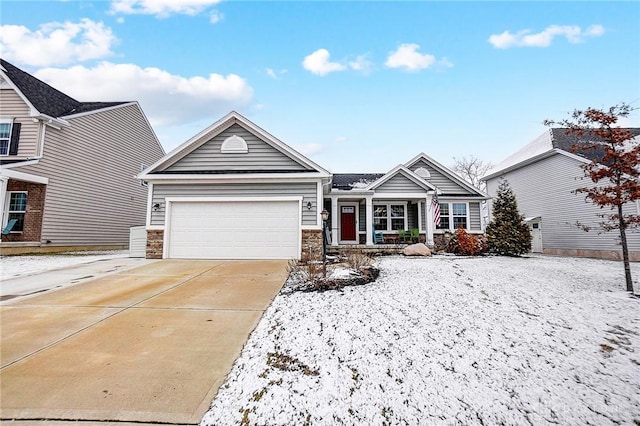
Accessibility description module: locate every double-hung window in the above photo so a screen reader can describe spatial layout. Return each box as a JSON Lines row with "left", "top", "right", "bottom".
{"left": 373, "top": 203, "right": 406, "bottom": 231}
{"left": 0, "top": 120, "right": 12, "bottom": 156}
{"left": 452, "top": 203, "right": 468, "bottom": 229}
{"left": 436, "top": 202, "right": 468, "bottom": 230}
{"left": 6, "top": 192, "right": 27, "bottom": 232}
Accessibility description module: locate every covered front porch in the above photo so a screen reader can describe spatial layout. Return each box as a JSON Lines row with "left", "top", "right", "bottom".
{"left": 323, "top": 191, "right": 435, "bottom": 248}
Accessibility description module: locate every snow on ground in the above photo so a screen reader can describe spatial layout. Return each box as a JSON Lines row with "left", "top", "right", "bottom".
{"left": 202, "top": 255, "right": 640, "bottom": 425}
{"left": 0, "top": 250, "right": 128, "bottom": 280}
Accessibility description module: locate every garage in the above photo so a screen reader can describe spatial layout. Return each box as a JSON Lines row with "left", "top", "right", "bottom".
{"left": 165, "top": 199, "right": 301, "bottom": 260}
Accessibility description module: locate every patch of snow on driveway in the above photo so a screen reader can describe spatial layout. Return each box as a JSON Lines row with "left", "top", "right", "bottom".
{"left": 202, "top": 255, "right": 640, "bottom": 425}
{"left": 0, "top": 250, "right": 128, "bottom": 280}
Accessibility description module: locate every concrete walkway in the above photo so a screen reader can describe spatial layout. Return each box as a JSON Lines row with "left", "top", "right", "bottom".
{"left": 0, "top": 259, "right": 289, "bottom": 424}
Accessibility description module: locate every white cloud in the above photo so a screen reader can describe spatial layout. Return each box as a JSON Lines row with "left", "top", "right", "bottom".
{"left": 34, "top": 62, "right": 253, "bottom": 126}
{"left": 209, "top": 10, "right": 223, "bottom": 24}
{"left": 266, "top": 68, "right": 277, "bottom": 79}
{"left": 265, "top": 68, "right": 288, "bottom": 79}
{"left": 348, "top": 54, "right": 373, "bottom": 74}
{"left": 110, "top": 0, "right": 221, "bottom": 17}
{"left": 385, "top": 43, "right": 452, "bottom": 72}
{"left": 302, "top": 49, "right": 346, "bottom": 76}
{"left": 488, "top": 24, "right": 605, "bottom": 49}
{"left": 0, "top": 19, "right": 116, "bottom": 66}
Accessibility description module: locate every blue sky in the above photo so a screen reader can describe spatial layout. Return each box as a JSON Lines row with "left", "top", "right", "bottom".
{"left": 2, "top": 1, "right": 638, "bottom": 172}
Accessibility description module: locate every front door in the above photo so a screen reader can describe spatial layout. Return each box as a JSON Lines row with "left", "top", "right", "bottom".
{"left": 340, "top": 206, "right": 357, "bottom": 241}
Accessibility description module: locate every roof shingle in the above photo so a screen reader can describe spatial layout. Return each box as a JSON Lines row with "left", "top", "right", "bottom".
{"left": 1, "top": 58, "right": 128, "bottom": 118}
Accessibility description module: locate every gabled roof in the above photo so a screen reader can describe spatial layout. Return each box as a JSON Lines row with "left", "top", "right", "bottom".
{"left": 0, "top": 58, "right": 128, "bottom": 118}
{"left": 368, "top": 164, "right": 437, "bottom": 192}
{"left": 484, "top": 128, "right": 640, "bottom": 180}
{"left": 404, "top": 152, "right": 487, "bottom": 197}
{"left": 140, "top": 111, "right": 331, "bottom": 178}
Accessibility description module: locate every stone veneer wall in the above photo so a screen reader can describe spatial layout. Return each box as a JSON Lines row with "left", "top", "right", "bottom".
{"left": 146, "top": 229, "right": 164, "bottom": 259}
{"left": 301, "top": 229, "right": 322, "bottom": 260}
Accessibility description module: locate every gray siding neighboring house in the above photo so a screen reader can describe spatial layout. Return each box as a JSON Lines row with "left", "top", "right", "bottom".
{"left": 483, "top": 128, "right": 640, "bottom": 261}
{"left": 0, "top": 59, "right": 165, "bottom": 251}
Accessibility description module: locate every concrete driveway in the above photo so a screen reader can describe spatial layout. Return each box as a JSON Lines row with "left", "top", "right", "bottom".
{"left": 0, "top": 259, "right": 289, "bottom": 424}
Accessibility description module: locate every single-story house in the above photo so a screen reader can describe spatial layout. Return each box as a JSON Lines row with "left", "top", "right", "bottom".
{"left": 139, "top": 112, "right": 487, "bottom": 260}
{"left": 0, "top": 58, "right": 165, "bottom": 253}
{"left": 483, "top": 128, "right": 640, "bottom": 261}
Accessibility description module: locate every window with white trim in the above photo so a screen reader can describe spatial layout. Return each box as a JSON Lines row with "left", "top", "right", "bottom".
{"left": 6, "top": 192, "right": 27, "bottom": 232}
{"left": 373, "top": 203, "right": 407, "bottom": 231}
{"left": 436, "top": 202, "right": 469, "bottom": 230}
{"left": 0, "top": 119, "right": 12, "bottom": 156}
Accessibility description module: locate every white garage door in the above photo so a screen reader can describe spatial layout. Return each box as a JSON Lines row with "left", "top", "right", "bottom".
{"left": 166, "top": 200, "right": 300, "bottom": 259}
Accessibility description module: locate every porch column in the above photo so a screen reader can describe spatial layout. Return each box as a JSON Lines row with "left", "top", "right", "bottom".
{"left": 425, "top": 194, "right": 434, "bottom": 247}
{"left": 331, "top": 196, "right": 339, "bottom": 246}
{"left": 0, "top": 176, "right": 8, "bottom": 226}
{"left": 417, "top": 201, "right": 423, "bottom": 231}
{"left": 365, "top": 196, "right": 373, "bottom": 246}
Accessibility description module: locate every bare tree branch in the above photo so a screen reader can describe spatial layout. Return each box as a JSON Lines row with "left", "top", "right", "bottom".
{"left": 451, "top": 155, "right": 493, "bottom": 192}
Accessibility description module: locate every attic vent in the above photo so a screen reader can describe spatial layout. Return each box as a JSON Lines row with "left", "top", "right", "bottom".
{"left": 221, "top": 135, "right": 248, "bottom": 154}
{"left": 415, "top": 167, "right": 431, "bottom": 179}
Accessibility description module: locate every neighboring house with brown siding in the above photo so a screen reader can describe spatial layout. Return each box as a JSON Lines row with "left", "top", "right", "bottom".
{"left": 0, "top": 59, "right": 165, "bottom": 252}
{"left": 139, "top": 111, "right": 486, "bottom": 260}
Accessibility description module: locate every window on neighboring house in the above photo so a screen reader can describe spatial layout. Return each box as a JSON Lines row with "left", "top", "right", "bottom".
{"left": 373, "top": 203, "right": 406, "bottom": 231}
{"left": 0, "top": 120, "right": 12, "bottom": 156}
{"left": 6, "top": 192, "right": 27, "bottom": 232}
{"left": 436, "top": 202, "right": 469, "bottom": 230}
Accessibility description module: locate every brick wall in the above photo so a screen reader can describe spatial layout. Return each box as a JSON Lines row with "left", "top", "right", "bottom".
{"left": 146, "top": 229, "right": 164, "bottom": 259}
{"left": 301, "top": 229, "right": 322, "bottom": 260}
{"left": 2, "top": 180, "right": 46, "bottom": 243}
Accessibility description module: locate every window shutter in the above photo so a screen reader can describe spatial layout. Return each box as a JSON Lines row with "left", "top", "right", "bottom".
{"left": 8, "top": 123, "right": 21, "bottom": 155}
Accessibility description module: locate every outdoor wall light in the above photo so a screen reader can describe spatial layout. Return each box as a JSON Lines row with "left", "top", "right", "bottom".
{"left": 321, "top": 209, "right": 329, "bottom": 222}
{"left": 153, "top": 203, "right": 160, "bottom": 211}
{"left": 306, "top": 201, "right": 313, "bottom": 210}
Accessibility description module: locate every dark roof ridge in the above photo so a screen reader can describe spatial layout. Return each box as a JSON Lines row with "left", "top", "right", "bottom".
{"left": 1, "top": 58, "right": 129, "bottom": 118}
{"left": 550, "top": 127, "right": 640, "bottom": 163}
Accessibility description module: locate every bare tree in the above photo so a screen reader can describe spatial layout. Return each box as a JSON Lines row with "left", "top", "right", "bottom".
{"left": 451, "top": 155, "right": 493, "bottom": 192}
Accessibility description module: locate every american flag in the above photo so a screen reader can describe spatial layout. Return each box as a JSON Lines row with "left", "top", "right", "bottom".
{"left": 432, "top": 193, "right": 441, "bottom": 227}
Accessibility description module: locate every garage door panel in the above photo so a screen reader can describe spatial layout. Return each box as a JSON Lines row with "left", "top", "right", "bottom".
{"left": 167, "top": 201, "right": 300, "bottom": 259}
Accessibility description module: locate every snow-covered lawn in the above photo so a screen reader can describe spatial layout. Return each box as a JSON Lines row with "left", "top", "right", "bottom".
{"left": 0, "top": 250, "right": 128, "bottom": 280}
{"left": 202, "top": 255, "right": 640, "bottom": 426}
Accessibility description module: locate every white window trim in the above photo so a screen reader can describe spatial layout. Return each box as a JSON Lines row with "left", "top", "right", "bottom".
{"left": 0, "top": 118, "right": 14, "bottom": 157}
{"left": 435, "top": 201, "right": 470, "bottom": 232}
{"left": 373, "top": 201, "right": 408, "bottom": 233}
{"left": 4, "top": 190, "right": 27, "bottom": 232}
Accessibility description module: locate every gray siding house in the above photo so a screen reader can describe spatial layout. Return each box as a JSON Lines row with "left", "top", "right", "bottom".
{"left": 0, "top": 59, "right": 165, "bottom": 252}
{"left": 139, "top": 112, "right": 487, "bottom": 260}
{"left": 483, "top": 128, "right": 640, "bottom": 261}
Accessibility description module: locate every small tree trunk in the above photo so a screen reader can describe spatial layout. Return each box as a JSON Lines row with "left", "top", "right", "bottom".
{"left": 618, "top": 203, "right": 634, "bottom": 294}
